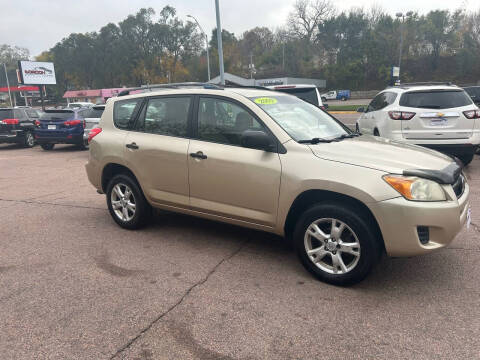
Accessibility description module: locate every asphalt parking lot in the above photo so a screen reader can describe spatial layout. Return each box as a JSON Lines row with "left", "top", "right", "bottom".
{"left": 1, "top": 141, "right": 480, "bottom": 360}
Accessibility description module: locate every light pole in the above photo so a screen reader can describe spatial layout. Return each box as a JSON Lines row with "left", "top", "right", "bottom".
{"left": 187, "top": 14, "right": 211, "bottom": 81}
{"left": 215, "top": 0, "right": 225, "bottom": 85}
{"left": 396, "top": 11, "right": 413, "bottom": 81}
{"left": 1, "top": 63, "right": 13, "bottom": 107}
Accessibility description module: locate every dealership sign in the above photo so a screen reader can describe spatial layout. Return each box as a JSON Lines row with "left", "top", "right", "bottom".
{"left": 18, "top": 61, "right": 57, "bottom": 85}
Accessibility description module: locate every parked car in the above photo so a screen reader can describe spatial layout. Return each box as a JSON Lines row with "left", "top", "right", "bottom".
{"left": 35, "top": 108, "right": 91, "bottom": 150}
{"left": 321, "top": 90, "right": 351, "bottom": 102}
{"left": 0, "top": 107, "right": 39, "bottom": 147}
{"left": 85, "top": 86, "right": 469, "bottom": 285}
{"left": 66, "top": 102, "right": 94, "bottom": 109}
{"left": 356, "top": 83, "right": 480, "bottom": 165}
{"left": 464, "top": 86, "right": 480, "bottom": 106}
{"left": 266, "top": 84, "right": 327, "bottom": 109}
{"left": 83, "top": 105, "right": 105, "bottom": 142}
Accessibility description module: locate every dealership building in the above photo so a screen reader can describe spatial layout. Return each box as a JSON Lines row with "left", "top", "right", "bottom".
{"left": 62, "top": 88, "right": 128, "bottom": 104}
{"left": 208, "top": 72, "right": 326, "bottom": 88}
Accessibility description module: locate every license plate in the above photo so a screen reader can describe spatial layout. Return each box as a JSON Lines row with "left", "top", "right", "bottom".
{"left": 48, "top": 125, "right": 56, "bottom": 130}
{"left": 467, "top": 207, "right": 472, "bottom": 229}
{"left": 430, "top": 118, "right": 447, "bottom": 126}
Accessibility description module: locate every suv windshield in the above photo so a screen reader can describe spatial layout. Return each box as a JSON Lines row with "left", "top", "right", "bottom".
{"left": 250, "top": 95, "right": 348, "bottom": 142}
{"left": 400, "top": 90, "right": 472, "bottom": 109}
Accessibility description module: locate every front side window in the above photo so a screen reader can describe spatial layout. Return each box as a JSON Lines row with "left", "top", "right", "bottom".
{"left": 113, "top": 99, "right": 141, "bottom": 129}
{"left": 139, "top": 97, "right": 191, "bottom": 137}
{"left": 400, "top": 90, "right": 473, "bottom": 109}
{"left": 197, "top": 97, "right": 264, "bottom": 146}
{"left": 250, "top": 95, "right": 348, "bottom": 142}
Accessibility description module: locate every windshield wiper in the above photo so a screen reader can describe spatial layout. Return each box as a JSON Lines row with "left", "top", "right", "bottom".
{"left": 298, "top": 137, "right": 333, "bottom": 144}
{"left": 331, "top": 133, "right": 358, "bottom": 141}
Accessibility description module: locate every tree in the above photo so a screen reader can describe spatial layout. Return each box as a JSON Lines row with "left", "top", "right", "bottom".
{"left": 288, "top": 0, "right": 334, "bottom": 43}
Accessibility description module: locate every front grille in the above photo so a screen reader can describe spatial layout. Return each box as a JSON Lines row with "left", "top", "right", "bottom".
{"left": 452, "top": 174, "right": 465, "bottom": 198}
{"left": 417, "top": 226, "right": 430, "bottom": 245}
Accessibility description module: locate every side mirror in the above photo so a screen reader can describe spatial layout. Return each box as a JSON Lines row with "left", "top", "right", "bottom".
{"left": 322, "top": 104, "right": 329, "bottom": 110}
{"left": 241, "top": 130, "right": 274, "bottom": 151}
{"left": 357, "top": 107, "right": 365, "bottom": 113}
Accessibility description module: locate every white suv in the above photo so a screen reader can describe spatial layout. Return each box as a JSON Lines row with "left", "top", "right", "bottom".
{"left": 356, "top": 83, "right": 480, "bottom": 165}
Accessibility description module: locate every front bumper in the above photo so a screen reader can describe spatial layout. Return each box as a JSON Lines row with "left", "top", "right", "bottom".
{"left": 370, "top": 183, "right": 469, "bottom": 257}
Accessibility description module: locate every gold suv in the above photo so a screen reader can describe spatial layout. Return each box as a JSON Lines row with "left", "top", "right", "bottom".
{"left": 85, "top": 85, "right": 470, "bottom": 285}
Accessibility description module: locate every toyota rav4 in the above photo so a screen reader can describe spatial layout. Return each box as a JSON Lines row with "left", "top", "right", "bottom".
{"left": 85, "top": 84, "right": 470, "bottom": 285}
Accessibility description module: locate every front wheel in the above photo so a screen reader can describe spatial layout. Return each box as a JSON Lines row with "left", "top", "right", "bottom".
{"left": 41, "top": 143, "right": 55, "bottom": 151}
{"left": 106, "top": 174, "right": 151, "bottom": 229}
{"left": 293, "top": 203, "right": 381, "bottom": 286}
{"left": 23, "top": 131, "right": 35, "bottom": 148}
{"left": 355, "top": 123, "right": 360, "bottom": 133}
{"left": 321, "top": 97, "right": 327, "bottom": 102}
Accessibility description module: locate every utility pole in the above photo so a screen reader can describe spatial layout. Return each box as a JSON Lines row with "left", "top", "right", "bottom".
{"left": 215, "top": 0, "right": 225, "bottom": 85}
{"left": 249, "top": 53, "right": 254, "bottom": 79}
{"left": 2, "top": 63, "right": 13, "bottom": 107}
{"left": 187, "top": 15, "right": 211, "bottom": 81}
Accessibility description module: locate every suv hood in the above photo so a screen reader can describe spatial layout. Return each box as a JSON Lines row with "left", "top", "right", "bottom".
{"left": 308, "top": 135, "right": 454, "bottom": 175}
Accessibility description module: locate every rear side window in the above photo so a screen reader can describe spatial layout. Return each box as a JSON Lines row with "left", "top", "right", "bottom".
{"left": 368, "top": 92, "right": 397, "bottom": 112}
{"left": 137, "top": 97, "right": 191, "bottom": 137}
{"left": 0, "top": 109, "right": 14, "bottom": 120}
{"left": 465, "top": 87, "right": 480, "bottom": 101}
{"left": 113, "top": 99, "right": 141, "bottom": 129}
{"left": 275, "top": 88, "right": 318, "bottom": 106}
{"left": 40, "top": 111, "right": 75, "bottom": 121}
{"left": 400, "top": 90, "right": 473, "bottom": 109}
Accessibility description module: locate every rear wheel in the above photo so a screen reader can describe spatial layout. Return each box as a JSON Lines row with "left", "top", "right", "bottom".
{"left": 106, "top": 174, "right": 151, "bottom": 229}
{"left": 293, "top": 203, "right": 381, "bottom": 285}
{"left": 40, "top": 143, "right": 55, "bottom": 151}
{"left": 458, "top": 153, "right": 474, "bottom": 166}
{"left": 373, "top": 129, "right": 380, "bottom": 137}
{"left": 23, "top": 131, "right": 35, "bottom": 148}
{"left": 341, "top": 97, "right": 347, "bottom": 101}
{"left": 355, "top": 123, "right": 360, "bottom": 133}
{"left": 78, "top": 139, "right": 89, "bottom": 150}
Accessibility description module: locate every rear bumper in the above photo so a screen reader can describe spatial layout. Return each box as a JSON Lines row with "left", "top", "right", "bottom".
{"left": 0, "top": 130, "right": 26, "bottom": 144}
{"left": 34, "top": 134, "right": 84, "bottom": 144}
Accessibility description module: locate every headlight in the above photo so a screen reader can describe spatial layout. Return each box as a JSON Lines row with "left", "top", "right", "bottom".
{"left": 383, "top": 175, "right": 446, "bottom": 201}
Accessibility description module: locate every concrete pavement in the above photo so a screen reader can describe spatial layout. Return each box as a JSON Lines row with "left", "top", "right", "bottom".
{"left": 0, "top": 143, "right": 479, "bottom": 359}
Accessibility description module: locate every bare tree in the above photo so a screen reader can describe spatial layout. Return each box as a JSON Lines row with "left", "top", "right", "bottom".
{"left": 287, "top": 0, "right": 335, "bottom": 43}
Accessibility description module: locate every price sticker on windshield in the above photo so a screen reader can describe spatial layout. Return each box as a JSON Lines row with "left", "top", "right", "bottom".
{"left": 254, "top": 97, "right": 277, "bottom": 105}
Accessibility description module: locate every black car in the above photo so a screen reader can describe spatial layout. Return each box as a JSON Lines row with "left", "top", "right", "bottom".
{"left": 464, "top": 86, "right": 480, "bottom": 105}
{"left": 0, "top": 107, "right": 40, "bottom": 148}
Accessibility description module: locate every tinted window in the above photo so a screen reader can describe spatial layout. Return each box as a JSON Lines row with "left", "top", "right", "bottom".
{"left": 0, "top": 109, "right": 13, "bottom": 120}
{"left": 113, "top": 99, "right": 141, "bottom": 129}
{"left": 275, "top": 88, "right": 318, "bottom": 106}
{"left": 40, "top": 111, "right": 75, "bottom": 121}
{"left": 400, "top": 90, "right": 473, "bottom": 109}
{"left": 26, "top": 109, "right": 39, "bottom": 118}
{"left": 137, "top": 97, "right": 191, "bottom": 137}
{"left": 368, "top": 92, "right": 396, "bottom": 112}
{"left": 464, "top": 87, "right": 480, "bottom": 102}
{"left": 198, "top": 97, "right": 264, "bottom": 146}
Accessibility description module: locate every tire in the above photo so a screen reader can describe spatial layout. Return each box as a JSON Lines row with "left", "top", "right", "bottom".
{"left": 106, "top": 174, "right": 152, "bottom": 230}
{"left": 41, "top": 143, "right": 55, "bottom": 151}
{"left": 293, "top": 203, "right": 382, "bottom": 286}
{"left": 23, "top": 131, "right": 35, "bottom": 148}
{"left": 321, "top": 97, "right": 327, "bottom": 102}
{"left": 355, "top": 123, "right": 360, "bottom": 133}
{"left": 341, "top": 97, "right": 347, "bottom": 101}
{"left": 78, "top": 139, "right": 89, "bottom": 150}
{"left": 373, "top": 129, "right": 380, "bottom": 137}
{"left": 458, "top": 153, "right": 474, "bottom": 166}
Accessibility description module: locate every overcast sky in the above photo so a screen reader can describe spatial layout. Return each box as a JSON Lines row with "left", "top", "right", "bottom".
{"left": 0, "top": 0, "right": 475, "bottom": 56}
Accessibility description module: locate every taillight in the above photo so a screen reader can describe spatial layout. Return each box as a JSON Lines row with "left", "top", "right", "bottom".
{"left": 35, "top": 120, "right": 41, "bottom": 126}
{"left": 83, "top": 120, "right": 86, "bottom": 128}
{"left": 88, "top": 127, "right": 102, "bottom": 143}
{"left": 64, "top": 120, "right": 82, "bottom": 126}
{"left": 1, "top": 118, "right": 19, "bottom": 125}
{"left": 463, "top": 110, "right": 480, "bottom": 119}
{"left": 388, "top": 111, "right": 415, "bottom": 120}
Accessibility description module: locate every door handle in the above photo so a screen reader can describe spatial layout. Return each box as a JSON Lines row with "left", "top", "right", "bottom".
{"left": 190, "top": 151, "right": 207, "bottom": 159}
{"left": 126, "top": 142, "right": 139, "bottom": 149}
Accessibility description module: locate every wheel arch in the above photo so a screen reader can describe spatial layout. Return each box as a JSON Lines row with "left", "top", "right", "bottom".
{"left": 101, "top": 163, "right": 142, "bottom": 194}
{"left": 283, "top": 189, "right": 384, "bottom": 251}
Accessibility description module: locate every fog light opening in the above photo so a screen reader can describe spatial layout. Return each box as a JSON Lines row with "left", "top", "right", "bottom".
{"left": 417, "top": 226, "right": 430, "bottom": 245}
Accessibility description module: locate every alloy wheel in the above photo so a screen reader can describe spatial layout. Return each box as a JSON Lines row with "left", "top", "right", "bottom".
{"left": 304, "top": 218, "right": 361, "bottom": 274}
{"left": 110, "top": 183, "right": 136, "bottom": 222}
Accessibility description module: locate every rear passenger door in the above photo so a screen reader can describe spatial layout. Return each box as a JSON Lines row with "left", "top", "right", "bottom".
{"left": 123, "top": 96, "right": 193, "bottom": 208}
{"left": 187, "top": 96, "right": 281, "bottom": 227}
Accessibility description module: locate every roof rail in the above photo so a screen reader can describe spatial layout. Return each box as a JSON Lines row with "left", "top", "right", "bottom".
{"left": 222, "top": 84, "right": 271, "bottom": 91}
{"left": 117, "top": 82, "right": 222, "bottom": 96}
{"left": 398, "top": 81, "right": 457, "bottom": 88}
